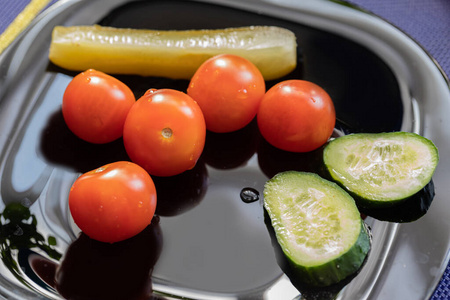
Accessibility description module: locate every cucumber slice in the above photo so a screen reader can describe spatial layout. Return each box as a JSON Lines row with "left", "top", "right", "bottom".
{"left": 323, "top": 132, "right": 439, "bottom": 208}
{"left": 263, "top": 171, "right": 371, "bottom": 287}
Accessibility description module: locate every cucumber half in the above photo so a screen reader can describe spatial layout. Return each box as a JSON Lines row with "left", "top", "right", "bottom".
{"left": 263, "top": 171, "right": 371, "bottom": 287}
{"left": 323, "top": 132, "right": 439, "bottom": 208}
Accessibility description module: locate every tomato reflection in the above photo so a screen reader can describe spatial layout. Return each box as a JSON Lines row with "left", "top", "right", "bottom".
{"left": 257, "top": 137, "right": 326, "bottom": 179}
{"left": 153, "top": 160, "right": 208, "bottom": 216}
{"left": 202, "top": 119, "right": 259, "bottom": 170}
{"left": 55, "top": 217, "right": 163, "bottom": 300}
{"left": 40, "top": 110, "right": 130, "bottom": 173}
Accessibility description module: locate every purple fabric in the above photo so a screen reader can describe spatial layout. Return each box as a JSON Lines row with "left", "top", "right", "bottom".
{"left": 0, "top": 0, "right": 449, "bottom": 299}
{"left": 0, "top": 0, "right": 29, "bottom": 33}
{"left": 349, "top": 0, "right": 450, "bottom": 81}
{"left": 0, "top": 0, "right": 58, "bottom": 34}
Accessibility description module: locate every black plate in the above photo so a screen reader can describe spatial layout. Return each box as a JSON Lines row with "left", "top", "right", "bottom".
{"left": 1, "top": 0, "right": 449, "bottom": 299}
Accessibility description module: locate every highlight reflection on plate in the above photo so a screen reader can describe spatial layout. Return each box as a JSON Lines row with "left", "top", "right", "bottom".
{"left": 0, "top": 0, "right": 449, "bottom": 299}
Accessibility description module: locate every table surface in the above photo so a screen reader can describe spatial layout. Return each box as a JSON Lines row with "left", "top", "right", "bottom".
{"left": 0, "top": 0, "right": 449, "bottom": 299}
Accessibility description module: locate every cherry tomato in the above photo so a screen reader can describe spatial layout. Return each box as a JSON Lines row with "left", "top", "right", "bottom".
{"left": 69, "top": 161, "right": 157, "bottom": 243}
{"left": 123, "top": 89, "right": 206, "bottom": 177}
{"left": 187, "top": 54, "right": 265, "bottom": 133}
{"left": 257, "top": 80, "right": 335, "bottom": 152}
{"left": 62, "top": 69, "right": 135, "bottom": 144}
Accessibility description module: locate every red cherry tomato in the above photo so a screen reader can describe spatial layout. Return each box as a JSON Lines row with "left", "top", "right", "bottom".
{"left": 62, "top": 69, "right": 135, "bottom": 144}
{"left": 257, "top": 80, "right": 335, "bottom": 152}
{"left": 187, "top": 54, "right": 265, "bottom": 133}
{"left": 123, "top": 89, "right": 206, "bottom": 177}
{"left": 68, "top": 161, "right": 157, "bottom": 243}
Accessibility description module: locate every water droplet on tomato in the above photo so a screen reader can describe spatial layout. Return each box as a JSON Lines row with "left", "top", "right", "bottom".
{"left": 95, "top": 167, "right": 106, "bottom": 173}
{"left": 145, "top": 88, "right": 158, "bottom": 95}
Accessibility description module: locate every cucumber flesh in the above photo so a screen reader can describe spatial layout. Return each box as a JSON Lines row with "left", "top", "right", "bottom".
{"left": 263, "top": 171, "right": 371, "bottom": 287}
{"left": 323, "top": 132, "right": 439, "bottom": 207}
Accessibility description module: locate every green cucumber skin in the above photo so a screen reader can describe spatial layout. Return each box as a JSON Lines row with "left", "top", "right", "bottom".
{"left": 263, "top": 171, "right": 371, "bottom": 288}
{"left": 286, "top": 221, "right": 371, "bottom": 287}
{"left": 323, "top": 132, "right": 439, "bottom": 208}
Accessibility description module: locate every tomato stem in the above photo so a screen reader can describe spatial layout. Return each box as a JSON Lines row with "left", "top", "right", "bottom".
{"left": 161, "top": 128, "right": 173, "bottom": 139}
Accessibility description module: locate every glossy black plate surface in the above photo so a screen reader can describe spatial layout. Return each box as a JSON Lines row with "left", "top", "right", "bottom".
{"left": 0, "top": 0, "right": 449, "bottom": 299}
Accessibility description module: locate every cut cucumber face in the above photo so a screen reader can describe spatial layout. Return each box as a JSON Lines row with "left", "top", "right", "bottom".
{"left": 323, "top": 132, "right": 439, "bottom": 208}
{"left": 263, "top": 171, "right": 371, "bottom": 287}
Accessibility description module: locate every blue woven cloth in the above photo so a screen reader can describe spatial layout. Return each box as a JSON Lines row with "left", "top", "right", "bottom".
{"left": 350, "top": 0, "right": 450, "bottom": 85}
{"left": 0, "top": 0, "right": 29, "bottom": 33}
{"left": 0, "top": 0, "right": 449, "bottom": 299}
{"left": 0, "top": 0, "right": 58, "bottom": 33}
